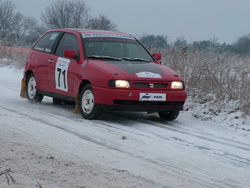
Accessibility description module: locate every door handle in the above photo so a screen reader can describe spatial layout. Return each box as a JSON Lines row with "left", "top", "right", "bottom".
{"left": 48, "top": 59, "right": 54, "bottom": 63}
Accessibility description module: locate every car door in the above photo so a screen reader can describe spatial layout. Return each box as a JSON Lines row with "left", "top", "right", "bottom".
{"left": 47, "top": 32, "right": 80, "bottom": 97}
{"left": 31, "top": 31, "right": 61, "bottom": 92}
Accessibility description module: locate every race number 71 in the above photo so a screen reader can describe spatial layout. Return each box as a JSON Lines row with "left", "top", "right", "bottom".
{"left": 55, "top": 57, "right": 70, "bottom": 92}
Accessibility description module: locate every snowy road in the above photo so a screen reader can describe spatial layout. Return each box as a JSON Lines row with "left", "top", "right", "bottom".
{"left": 0, "top": 66, "right": 249, "bottom": 188}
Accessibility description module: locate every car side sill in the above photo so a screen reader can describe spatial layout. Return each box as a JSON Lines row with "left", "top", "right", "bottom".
{"left": 37, "top": 89, "right": 75, "bottom": 102}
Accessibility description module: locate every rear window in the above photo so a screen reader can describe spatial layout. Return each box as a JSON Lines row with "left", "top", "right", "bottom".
{"left": 33, "top": 32, "right": 60, "bottom": 53}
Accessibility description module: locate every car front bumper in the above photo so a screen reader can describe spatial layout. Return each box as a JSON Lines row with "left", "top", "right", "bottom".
{"left": 93, "top": 86, "right": 187, "bottom": 112}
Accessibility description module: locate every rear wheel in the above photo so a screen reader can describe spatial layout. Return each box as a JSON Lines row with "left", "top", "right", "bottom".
{"left": 158, "top": 111, "right": 179, "bottom": 121}
{"left": 79, "top": 84, "right": 102, "bottom": 119}
{"left": 26, "top": 73, "right": 43, "bottom": 103}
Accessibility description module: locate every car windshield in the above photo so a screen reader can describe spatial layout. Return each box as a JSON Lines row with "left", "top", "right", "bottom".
{"left": 82, "top": 34, "right": 154, "bottom": 62}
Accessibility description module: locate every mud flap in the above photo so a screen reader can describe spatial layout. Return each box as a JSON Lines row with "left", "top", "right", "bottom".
{"left": 73, "top": 94, "right": 80, "bottom": 114}
{"left": 20, "top": 78, "right": 27, "bottom": 98}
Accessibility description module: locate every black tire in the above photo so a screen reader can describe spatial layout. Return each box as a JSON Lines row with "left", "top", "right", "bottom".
{"left": 26, "top": 73, "right": 43, "bottom": 103}
{"left": 158, "top": 111, "right": 179, "bottom": 121}
{"left": 79, "top": 84, "right": 102, "bottom": 120}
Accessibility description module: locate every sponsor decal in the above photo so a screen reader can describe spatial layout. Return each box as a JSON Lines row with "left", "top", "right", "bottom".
{"left": 55, "top": 57, "right": 70, "bottom": 92}
{"left": 44, "top": 48, "right": 51, "bottom": 53}
{"left": 136, "top": 71, "right": 162, "bottom": 78}
{"left": 82, "top": 61, "right": 87, "bottom": 67}
{"left": 82, "top": 33, "right": 135, "bottom": 40}
{"left": 50, "top": 33, "right": 59, "bottom": 40}
{"left": 139, "top": 93, "right": 166, "bottom": 101}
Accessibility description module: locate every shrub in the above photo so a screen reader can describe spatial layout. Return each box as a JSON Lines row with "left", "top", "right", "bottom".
{"left": 0, "top": 46, "right": 28, "bottom": 69}
{"left": 158, "top": 48, "right": 250, "bottom": 115}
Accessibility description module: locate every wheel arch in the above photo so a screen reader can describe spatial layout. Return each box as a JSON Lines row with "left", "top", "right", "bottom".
{"left": 25, "top": 70, "right": 34, "bottom": 80}
{"left": 78, "top": 79, "right": 92, "bottom": 95}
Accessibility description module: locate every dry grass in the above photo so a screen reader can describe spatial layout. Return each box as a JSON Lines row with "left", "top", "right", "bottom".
{"left": 158, "top": 48, "right": 250, "bottom": 115}
{"left": 0, "top": 46, "right": 29, "bottom": 69}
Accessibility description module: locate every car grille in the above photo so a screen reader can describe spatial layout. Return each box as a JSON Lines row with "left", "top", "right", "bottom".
{"left": 133, "top": 82, "right": 169, "bottom": 89}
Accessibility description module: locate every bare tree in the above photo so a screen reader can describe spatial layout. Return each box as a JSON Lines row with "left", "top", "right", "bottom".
{"left": 10, "top": 12, "right": 39, "bottom": 46}
{"left": 0, "top": 0, "right": 16, "bottom": 44}
{"left": 41, "top": 0, "right": 90, "bottom": 29}
{"left": 0, "top": 0, "right": 39, "bottom": 46}
{"left": 24, "top": 25, "right": 47, "bottom": 46}
{"left": 87, "top": 15, "right": 117, "bottom": 31}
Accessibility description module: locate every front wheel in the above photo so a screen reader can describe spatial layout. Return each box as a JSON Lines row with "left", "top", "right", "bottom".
{"left": 26, "top": 73, "right": 43, "bottom": 103}
{"left": 158, "top": 111, "right": 179, "bottom": 121}
{"left": 79, "top": 84, "right": 102, "bottom": 120}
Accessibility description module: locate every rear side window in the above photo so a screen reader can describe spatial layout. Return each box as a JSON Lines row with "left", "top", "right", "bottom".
{"left": 33, "top": 32, "right": 60, "bottom": 53}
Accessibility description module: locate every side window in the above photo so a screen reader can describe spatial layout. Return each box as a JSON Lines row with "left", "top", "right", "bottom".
{"left": 33, "top": 32, "right": 60, "bottom": 53}
{"left": 55, "top": 33, "right": 79, "bottom": 57}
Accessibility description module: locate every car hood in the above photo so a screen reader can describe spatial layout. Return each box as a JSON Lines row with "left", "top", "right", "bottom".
{"left": 89, "top": 60, "right": 183, "bottom": 81}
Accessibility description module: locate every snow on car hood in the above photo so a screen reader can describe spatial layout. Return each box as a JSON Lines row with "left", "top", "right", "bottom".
{"left": 89, "top": 60, "right": 182, "bottom": 81}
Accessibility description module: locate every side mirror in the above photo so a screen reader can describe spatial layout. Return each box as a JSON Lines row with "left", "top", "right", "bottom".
{"left": 153, "top": 53, "right": 162, "bottom": 61}
{"left": 64, "top": 50, "right": 77, "bottom": 59}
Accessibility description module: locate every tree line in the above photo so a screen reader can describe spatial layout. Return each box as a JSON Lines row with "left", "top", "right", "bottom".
{"left": 0, "top": 0, "right": 117, "bottom": 47}
{"left": 1, "top": 0, "right": 250, "bottom": 56}
{"left": 140, "top": 34, "right": 250, "bottom": 56}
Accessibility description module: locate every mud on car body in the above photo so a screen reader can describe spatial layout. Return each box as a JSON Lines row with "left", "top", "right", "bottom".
{"left": 20, "top": 28, "right": 187, "bottom": 120}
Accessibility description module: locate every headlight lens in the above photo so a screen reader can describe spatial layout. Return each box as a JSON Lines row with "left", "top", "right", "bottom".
{"left": 115, "top": 80, "right": 130, "bottom": 88}
{"left": 171, "top": 81, "right": 184, "bottom": 89}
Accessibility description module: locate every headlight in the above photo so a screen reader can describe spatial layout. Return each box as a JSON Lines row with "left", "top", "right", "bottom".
{"left": 171, "top": 81, "right": 184, "bottom": 89}
{"left": 115, "top": 80, "right": 130, "bottom": 88}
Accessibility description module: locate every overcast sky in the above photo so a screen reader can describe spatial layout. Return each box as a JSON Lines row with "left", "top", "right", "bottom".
{"left": 14, "top": 0, "right": 250, "bottom": 44}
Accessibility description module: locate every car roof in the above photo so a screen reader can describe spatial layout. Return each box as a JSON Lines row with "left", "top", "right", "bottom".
{"left": 48, "top": 28, "right": 132, "bottom": 36}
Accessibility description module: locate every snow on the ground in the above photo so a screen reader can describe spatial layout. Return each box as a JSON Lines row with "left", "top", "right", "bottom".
{"left": 0, "top": 66, "right": 249, "bottom": 188}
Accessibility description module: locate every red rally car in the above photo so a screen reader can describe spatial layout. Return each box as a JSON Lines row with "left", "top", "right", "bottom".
{"left": 20, "top": 29, "right": 187, "bottom": 120}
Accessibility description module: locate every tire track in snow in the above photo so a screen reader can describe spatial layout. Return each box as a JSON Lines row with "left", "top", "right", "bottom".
{"left": 1, "top": 103, "right": 203, "bottom": 187}
{"left": 1, "top": 101, "right": 250, "bottom": 188}
{"left": 96, "top": 111, "right": 250, "bottom": 168}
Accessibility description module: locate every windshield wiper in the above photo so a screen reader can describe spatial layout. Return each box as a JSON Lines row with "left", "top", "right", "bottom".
{"left": 121, "top": 57, "right": 151, "bottom": 62}
{"left": 87, "top": 55, "right": 122, "bottom": 61}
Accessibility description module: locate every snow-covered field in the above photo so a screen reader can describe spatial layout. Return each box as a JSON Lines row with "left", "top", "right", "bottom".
{"left": 0, "top": 66, "right": 249, "bottom": 188}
